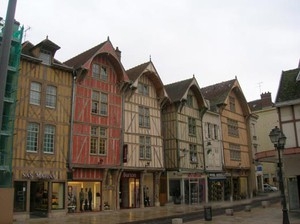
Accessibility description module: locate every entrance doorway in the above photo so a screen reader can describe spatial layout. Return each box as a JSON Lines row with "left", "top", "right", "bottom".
{"left": 30, "top": 181, "right": 48, "bottom": 218}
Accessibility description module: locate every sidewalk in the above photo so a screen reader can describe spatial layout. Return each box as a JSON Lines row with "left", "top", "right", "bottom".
{"left": 13, "top": 192, "right": 300, "bottom": 224}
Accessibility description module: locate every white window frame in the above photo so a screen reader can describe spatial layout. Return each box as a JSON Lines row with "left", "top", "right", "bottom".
{"left": 26, "top": 122, "right": 39, "bottom": 152}
{"left": 30, "top": 82, "right": 41, "bottom": 105}
{"left": 45, "top": 85, "right": 57, "bottom": 108}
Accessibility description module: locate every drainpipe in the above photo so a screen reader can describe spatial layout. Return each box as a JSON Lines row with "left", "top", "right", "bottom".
{"left": 68, "top": 71, "right": 77, "bottom": 174}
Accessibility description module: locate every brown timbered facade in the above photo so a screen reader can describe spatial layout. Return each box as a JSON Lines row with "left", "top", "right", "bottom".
{"left": 163, "top": 77, "right": 207, "bottom": 204}
{"left": 13, "top": 39, "right": 74, "bottom": 219}
{"left": 201, "top": 78, "right": 252, "bottom": 201}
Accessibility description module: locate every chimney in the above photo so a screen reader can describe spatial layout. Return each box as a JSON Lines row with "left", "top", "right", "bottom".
{"left": 115, "top": 47, "right": 121, "bottom": 61}
{"left": 260, "top": 92, "right": 273, "bottom": 108}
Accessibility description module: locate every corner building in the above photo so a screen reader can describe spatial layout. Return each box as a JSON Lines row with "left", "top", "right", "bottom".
{"left": 13, "top": 39, "right": 73, "bottom": 219}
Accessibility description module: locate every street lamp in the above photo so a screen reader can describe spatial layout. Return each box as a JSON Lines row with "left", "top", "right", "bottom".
{"left": 269, "top": 126, "right": 290, "bottom": 224}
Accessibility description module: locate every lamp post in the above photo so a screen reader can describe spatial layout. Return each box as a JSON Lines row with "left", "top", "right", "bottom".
{"left": 269, "top": 126, "right": 290, "bottom": 224}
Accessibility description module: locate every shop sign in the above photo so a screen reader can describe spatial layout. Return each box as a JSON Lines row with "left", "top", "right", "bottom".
{"left": 122, "top": 172, "right": 139, "bottom": 178}
{"left": 188, "top": 173, "right": 202, "bottom": 178}
{"left": 22, "top": 171, "right": 55, "bottom": 180}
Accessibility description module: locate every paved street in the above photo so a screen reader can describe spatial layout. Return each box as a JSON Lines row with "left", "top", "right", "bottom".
{"left": 13, "top": 193, "right": 300, "bottom": 224}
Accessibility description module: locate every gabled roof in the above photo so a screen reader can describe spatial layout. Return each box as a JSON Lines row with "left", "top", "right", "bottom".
{"left": 126, "top": 60, "right": 168, "bottom": 100}
{"left": 21, "top": 40, "right": 72, "bottom": 71}
{"left": 64, "top": 38, "right": 128, "bottom": 82}
{"left": 275, "top": 68, "right": 300, "bottom": 105}
{"left": 201, "top": 79, "right": 235, "bottom": 107}
{"left": 165, "top": 77, "right": 194, "bottom": 103}
{"left": 64, "top": 42, "right": 106, "bottom": 69}
{"left": 201, "top": 78, "right": 250, "bottom": 115}
{"left": 164, "top": 76, "right": 207, "bottom": 108}
{"left": 32, "top": 38, "right": 60, "bottom": 52}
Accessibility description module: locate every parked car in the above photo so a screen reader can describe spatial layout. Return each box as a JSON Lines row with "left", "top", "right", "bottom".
{"left": 263, "top": 184, "right": 278, "bottom": 192}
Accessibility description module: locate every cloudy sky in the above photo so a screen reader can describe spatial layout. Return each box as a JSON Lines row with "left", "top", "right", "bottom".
{"left": 1, "top": 0, "right": 300, "bottom": 101}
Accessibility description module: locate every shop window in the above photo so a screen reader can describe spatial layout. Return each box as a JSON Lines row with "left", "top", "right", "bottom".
{"left": 14, "top": 181, "right": 27, "bottom": 212}
{"left": 52, "top": 182, "right": 64, "bottom": 210}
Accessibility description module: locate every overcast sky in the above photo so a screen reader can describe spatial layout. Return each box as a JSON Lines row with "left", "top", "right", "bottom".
{"left": 1, "top": 0, "right": 300, "bottom": 102}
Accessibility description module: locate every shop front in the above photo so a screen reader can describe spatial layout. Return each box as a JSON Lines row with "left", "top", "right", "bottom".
{"left": 168, "top": 172, "right": 206, "bottom": 204}
{"left": 119, "top": 171, "right": 140, "bottom": 208}
{"left": 13, "top": 170, "right": 66, "bottom": 220}
{"left": 207, "top": 173, "right": 226, "bottom": 202}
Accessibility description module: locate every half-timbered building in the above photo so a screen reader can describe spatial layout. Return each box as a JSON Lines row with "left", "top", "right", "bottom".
{"left": 64, "top": 38, "right": 129, "bottom": 211}
{"left": 122, "top": 60, "right": 168, "bottom": 208}
{"left": 201, "top": 78, "right": 252, "bottom": 201}
{"left": 13, "top": 38, "right": 73, "bottom": 219}
{"left": 163, "top": 77, "right": 207, "bottom": 204}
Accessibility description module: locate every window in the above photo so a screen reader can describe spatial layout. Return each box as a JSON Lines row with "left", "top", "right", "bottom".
{"left": 207, "top": 123, "right": 212, "bottom": 139}
{"left": 30, "top": 82, "right": 41, "bottom": 105}
{"left": 229, "top": 96, "right": 236, "bottom": 112}
{"left": 100, "top": 93, "right": 108, "bottom": 115}
{"left": 138, "top": 82, "right": 149, "bottom": 96}
{"left": 189, "top": 144, "right": 197, "bottom": 163}
{"left": 99, "top": 127, "right": 107, "bottom": 154}
{"left": 92, "top": 91, "right": 108, "bottom": 115}
{"left": 90, "top": 126, "right": 97, "bottom": 154}
{"left": 52, "top": 182, "right": 64, "bottom": 210}
{"left": 100, "top": 66, "right": 108, "bottom": 81}
{"left": 229, "top": 143, "right": 241, "bottom": 161}
{"left": 27, "top": 123, "right": 39, "bottom": 152}
{"left": 227, "top": 118, "right": 239, "bottom": 137}
{"left": 139, "top": 106, "right": 150, "bottom": 128}
{"left": 188, "top": 117, "right": 196, "bottom": 136}
{"left": 46, "top": 85, "right": 57, "bottom": 108}
{"left": 213, "top": 124, "right": 218, "bottom": 139}
{"left": 39, "top": 49, "right": 51, "bottom": 65}
{"left": 186, "top": 95, "right": 193, "bottom": 107}
{"left": 90, "top": 126, "right": 107, "bottom": 155}
{"left": 139, "top": 136, "right": 151, "bottom": 160}
{"left": 92, "top": 64, "right": 100, "bottom": 79}
{"left": 43, "top": 125, "right": 55, "bottom": 153}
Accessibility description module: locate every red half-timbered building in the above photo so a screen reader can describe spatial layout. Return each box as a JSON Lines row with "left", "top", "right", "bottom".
{"left": 64, "top": 38, "right": 129, "bottom": 211}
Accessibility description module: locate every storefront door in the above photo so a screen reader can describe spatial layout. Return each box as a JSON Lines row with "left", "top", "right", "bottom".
{"left": 30, "top": 181, "right": 48, "bottom": 218}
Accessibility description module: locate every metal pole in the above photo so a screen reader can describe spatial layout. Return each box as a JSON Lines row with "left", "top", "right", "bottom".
{"left": 277, "top": 145, "right": 290, "bottom": 224}
{"left": 0, "top": 0, "right": 17, "bottom": 131}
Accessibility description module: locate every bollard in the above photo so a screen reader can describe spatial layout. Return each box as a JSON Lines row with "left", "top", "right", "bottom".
{"left": 225, "top": 209, "right": 234, "bottom": 216}
{"left": 261, "top": 201, "right": 270, "bottom": 208}
{"left": 172, "top": 218, "right": 183, "bottom": 224}
{"left": 204, "top": 205, "right": 212, "bottom": 221}
{"left": 245, "top": 205, "right": 251, "bottom": 212}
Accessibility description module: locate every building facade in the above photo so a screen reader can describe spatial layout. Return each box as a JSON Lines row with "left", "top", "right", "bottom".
{"left": 163, "top": 77, "right": 207, "bottom": 204}
{"left": 201, "top": 78, "right": 252, "bottom": 200}
{"left": 64, "top": 38, "right": 129, "bottom": 212}
{"left": 13, "top": 38, "right": 73, "bottom": 219}
{"left": 122, "top": 61, "right": 168, "bottom": 208}
{"left": 248, "top": 92, "right": 278, "bottom": 192}
{"left": 202, "top": 100, "right": 225, "bottom": 202}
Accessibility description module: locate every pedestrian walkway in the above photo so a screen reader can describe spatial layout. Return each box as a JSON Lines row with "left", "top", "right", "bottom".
{"left": 13, "top": 192, "right": 300, "bottom": 224}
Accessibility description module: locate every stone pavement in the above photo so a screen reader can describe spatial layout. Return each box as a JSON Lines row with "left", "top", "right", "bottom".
{"left": 13, "top": 192, "right": 300, "bottom": 224}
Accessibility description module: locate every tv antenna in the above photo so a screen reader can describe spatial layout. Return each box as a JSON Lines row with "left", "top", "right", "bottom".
{"left": 23, "top": 26, "right": 31, "bottom": 41}
{"left": 257, "top": 82, "right": 263, "bottom": 94}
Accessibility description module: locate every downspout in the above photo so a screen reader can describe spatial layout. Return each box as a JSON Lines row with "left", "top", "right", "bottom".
{"left": 68, "top": 70, "right": 77, "bottom": 174}
{"left": 199, "top": 106, "right": 208, "bottom": 203}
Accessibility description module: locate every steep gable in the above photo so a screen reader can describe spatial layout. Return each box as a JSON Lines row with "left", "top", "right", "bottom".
{"left": 64, "top": 38, "right": 128, "bottom": 82}
{"left": 165, "top": 76, "right": 207, "bottom": 109}
{"left": 126, "top": 60, "right": 168, "bottom": 100}
{"left": 201, "top": 78, "right": 250, "bottom": 116}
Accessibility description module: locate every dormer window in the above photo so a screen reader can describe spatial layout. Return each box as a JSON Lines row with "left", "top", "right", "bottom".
{"left": 39, "top": 49, "right": 51, "bottom": 65}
